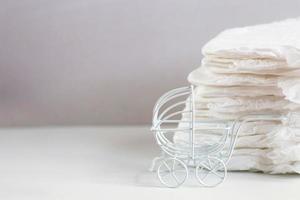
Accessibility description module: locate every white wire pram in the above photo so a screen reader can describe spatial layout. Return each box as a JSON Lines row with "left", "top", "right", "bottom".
{"left": 150, "top": 85, "right": 299, "bottom": 188}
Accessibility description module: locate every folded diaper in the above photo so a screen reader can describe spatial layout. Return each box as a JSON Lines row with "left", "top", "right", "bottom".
{"left": 230, "top": 145, "right": 300, "bottom": 166}
{"left": 228, "top": 156, "right": 300, "bottom": 174}
{"left": 188, "top": 66, "right": 279, "bottom": 86}
{"left": 194, "top": 96, "right": 300, "bottom": 113}
{"left": 202, "top": 18, "right": 300, "bottom": 61}
{"left": 202, "top": 57, "right": 288, "bottom": 72}
{"left": 203, "top": 57, "right": 300, "bottom": 75}
{"left": 182, "top": 108, "right": 282, "bottom": 120}
{"left": 194, "top": 85, "right": 283, "bottom": 97}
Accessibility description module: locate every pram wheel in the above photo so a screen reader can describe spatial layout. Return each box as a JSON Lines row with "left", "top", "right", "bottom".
{"left": 157, "top": 158, "right": 188, "bottom": 188}
{"left": 196, "top": 157, "right": 226, "bottom": 187}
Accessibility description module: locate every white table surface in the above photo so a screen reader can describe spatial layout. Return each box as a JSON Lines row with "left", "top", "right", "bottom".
{"left": 0, "top": 126, "right": 299, "bottom": 200}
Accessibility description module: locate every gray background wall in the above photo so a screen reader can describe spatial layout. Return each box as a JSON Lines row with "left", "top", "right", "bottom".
{"left": 1, "top": 0, "right": 300, "bottom": 126}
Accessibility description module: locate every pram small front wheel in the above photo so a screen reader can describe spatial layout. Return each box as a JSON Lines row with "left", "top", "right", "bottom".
{"left": 196, "top": 157, "right": 226, "bottom": 187}
{"left": 157, "top": 158, "right": 188, "bottom": 188}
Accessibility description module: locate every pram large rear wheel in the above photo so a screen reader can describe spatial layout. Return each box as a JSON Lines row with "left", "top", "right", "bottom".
{"left": 157, "top": 158, "right": 188, "bottom": 188}
{"left": 196, "top": 157, "right": 226, "bottom": 187}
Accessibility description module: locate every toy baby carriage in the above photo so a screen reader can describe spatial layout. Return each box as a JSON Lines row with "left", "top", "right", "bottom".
{"left": 150, "top": 85, "right": 292, "bottom": 188}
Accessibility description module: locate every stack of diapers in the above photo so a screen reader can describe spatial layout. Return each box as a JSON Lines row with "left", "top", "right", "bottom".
{"left": 174, "top": 18, "right": 300, "bottom": 174}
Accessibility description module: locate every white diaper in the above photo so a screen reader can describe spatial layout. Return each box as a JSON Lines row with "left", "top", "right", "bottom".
{"left": 202, "top": 18, "right": 300, "bottom": 61}
{"left": 194, "top": 96, "right": 300, "bottom": 113}
{"left": 188, "top": 66, "right": 278, "bottom": 86}
{"left": 228, "top": 155, "right": 300, "bottom": 174}
{"left": 194, "top": 85, "right": 283, "bottom": 97}
{"left": 203, "top": 57, "right": 300, "bottom": 76}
